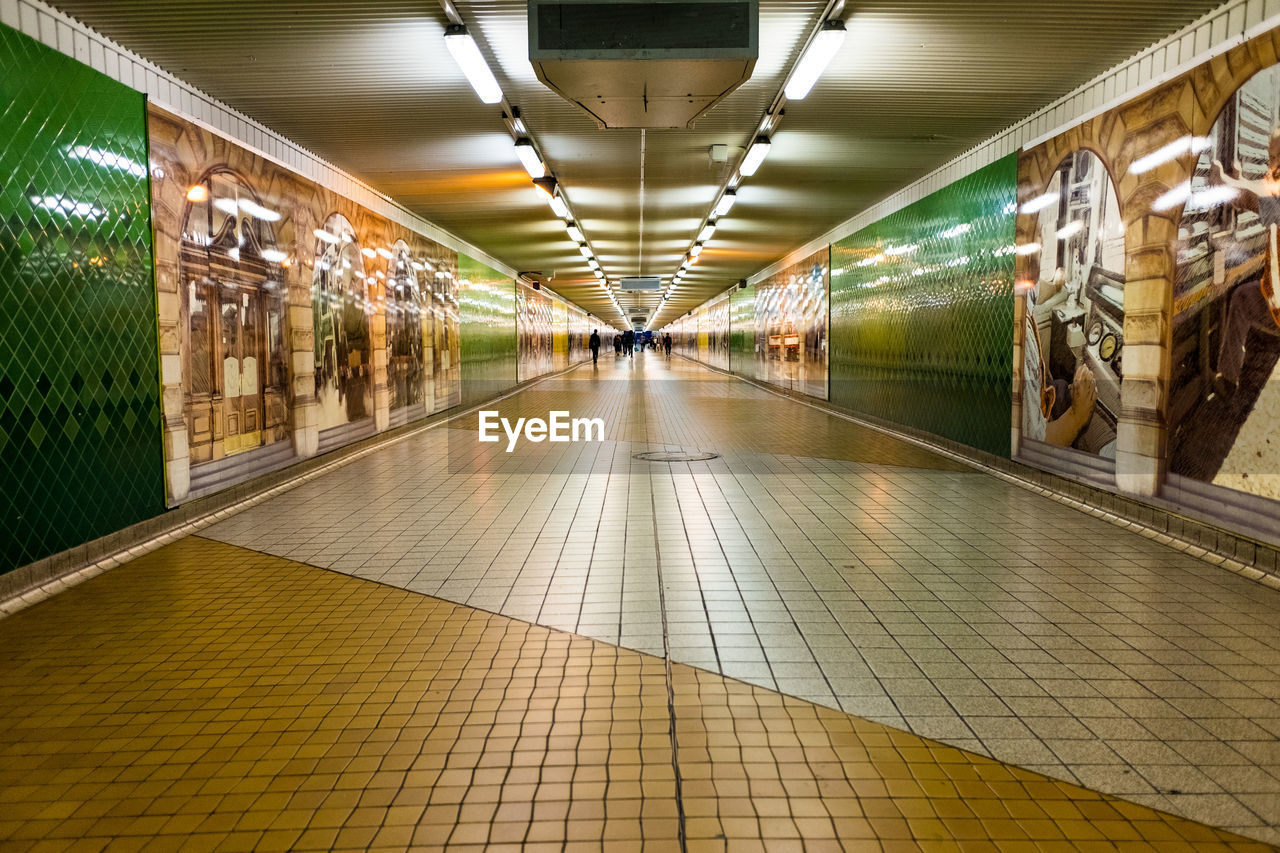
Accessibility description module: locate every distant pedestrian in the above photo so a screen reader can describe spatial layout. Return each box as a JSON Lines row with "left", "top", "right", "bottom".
{"left": 589, "top": 329, "right": 601, "bottom": 364}
{"left": 663, "top": 333, "right": 672, "bottom": 356}
{"left": 613, "top": 335, "right": 622, "bottom": 355}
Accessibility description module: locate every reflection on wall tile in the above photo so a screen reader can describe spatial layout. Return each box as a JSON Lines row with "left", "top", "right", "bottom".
{"left": 459, "top": 255, "right": 516, "bottom": 406}
{"left": 0, "top": 24, "right": 162, "bottom": 574}
{"left": 831, "top": 156, "right": 1016, "bottom": 457}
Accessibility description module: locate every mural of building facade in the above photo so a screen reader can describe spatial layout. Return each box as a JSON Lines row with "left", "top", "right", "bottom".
{"left": 149, "top": 104, "right": 461, "bottom": 505}
{"left": 0, "top": 25, "right": 163, "bottom": 574}
{"left": 515, "top": 280, "right": 599, "bottom": 382}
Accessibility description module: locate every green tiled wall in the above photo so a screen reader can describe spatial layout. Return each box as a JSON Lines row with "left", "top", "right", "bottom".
{"left": 0, "top": 24, "right": 162, "bottom": 573}
{"left": 830, "top": 156, "right": 1016, "bottom": 457}
{"left": 729, "top": 282, "right": 756, "bottom": 379}
{"left": 458, "top": 254, "right": 517, "bottom": 406}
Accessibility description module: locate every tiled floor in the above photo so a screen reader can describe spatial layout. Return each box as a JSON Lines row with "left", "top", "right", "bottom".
{"left": 0, "top": 537, "right": 1270, "bottom": 851}
{"left": 195, "top": 352, "right": 1280, "bottom": 843}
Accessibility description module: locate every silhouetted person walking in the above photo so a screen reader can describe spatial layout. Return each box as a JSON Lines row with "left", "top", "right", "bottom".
{"left": 663, "top": 333, "right": 672, "bottom": 356}
{"left": 589, "top": 329, "right": 600, "bottom": 364}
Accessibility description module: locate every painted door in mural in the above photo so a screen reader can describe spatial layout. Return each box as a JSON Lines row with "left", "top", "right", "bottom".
{"left": 180, "top": 168, "right": 288, "bottom": 464}
{"left": 219, "top": 288, "right": 264, "bottom": 453}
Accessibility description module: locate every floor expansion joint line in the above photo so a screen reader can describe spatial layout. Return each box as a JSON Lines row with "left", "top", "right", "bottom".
{"left": 648, "top": 408, "right": 690, "bottom": 853}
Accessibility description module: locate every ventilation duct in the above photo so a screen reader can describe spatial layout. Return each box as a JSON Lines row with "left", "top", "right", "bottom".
{"left": 528, "top": 0, "right": 758, "bottom": 129}
{"left": 619, "top": 276, "right": 663, "bottom": 291}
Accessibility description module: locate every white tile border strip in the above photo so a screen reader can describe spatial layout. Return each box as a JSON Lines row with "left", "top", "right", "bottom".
{"left": 0, "top": 0, "right": 518, "bottom": 280}
{"left": 748, "top": 0, "right": 1280, "bottom": 286}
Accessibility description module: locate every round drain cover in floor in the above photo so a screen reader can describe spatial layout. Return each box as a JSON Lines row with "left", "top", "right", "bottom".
{"left": 632, "top": 450, "right": 720, "bottom": 462}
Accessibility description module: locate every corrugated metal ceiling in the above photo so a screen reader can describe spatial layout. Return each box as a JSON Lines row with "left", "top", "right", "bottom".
{"left": 50, "top": 0, "right": 1230, "bottom": 326}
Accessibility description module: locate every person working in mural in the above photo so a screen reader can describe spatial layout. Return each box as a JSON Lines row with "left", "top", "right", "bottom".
{"left": 1171, "top": 65, "right": 1280, "bottom": 500}
{"left": 1019, "top": 150, "right": 1123, "bottom": 457}
{"left": 1208, "top": 140, "right": 1280, "bottom": 400}
{"left": 1022, "top": 285, "right": 1098, "bottom": 447}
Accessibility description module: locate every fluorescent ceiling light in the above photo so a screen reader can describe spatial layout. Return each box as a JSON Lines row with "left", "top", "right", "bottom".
{"left": 588, "top": 258, "right": 600, "bottom": 270}
{"left": 514, "top": 138, "right": 545, "bottom": 179}
{"left": 444, "top": 26, "right": 503, "bottom": 105}
{"left": 548, "top": 195, "right": 568, "bottom": 219}
{"left": 594, "top": 269, "right": 605, "bottom": 279}
{"left": 739, "top": 136, "right": 771, "bottom": 177}
{"left": 785, "top": 20, "right": 847, "bottom": 101}
{"left": 697, "top": 221, "right": 717, "bottom": 243}
{"left": 690, "top": 243, "right": 704, "bottom": 257}
{"left": 566, "top": 223, "right": 585, "bottom": 243}
{"left": 578, "top": 244, "right": 593, "bottom": 258}
{"left": 714, "top": 191, "right": 737, "bottom": 217}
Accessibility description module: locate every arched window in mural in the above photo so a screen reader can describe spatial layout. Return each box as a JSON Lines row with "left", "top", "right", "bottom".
{"left": 1171, "top": 64, "right": 1280, "bottom": 499}
{"left": 180, "top": 168, "right": 289, "bottom": 462}
{"left": 1020, "top": 149, "right": 1125, "bottom": 457}
{"left": 386, "top": 240, "right": 426, "bottom": 411}
{"left": 312, "top": 213, "right": 372, "bottom": 428}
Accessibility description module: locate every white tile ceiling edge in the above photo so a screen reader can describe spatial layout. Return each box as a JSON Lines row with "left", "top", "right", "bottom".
{"left": 0, "top": 0, "right": 521, "bottom": 283}
{"left": 743, "top": 0, "right": 1280, "bottom": 290}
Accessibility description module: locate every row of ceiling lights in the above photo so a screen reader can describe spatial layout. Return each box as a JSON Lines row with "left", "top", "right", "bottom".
{"left": 656, "top": 14, "right": 848, "bottom": 328}
{"left": 441, "top": 19, "right": 628, "bottom": 327}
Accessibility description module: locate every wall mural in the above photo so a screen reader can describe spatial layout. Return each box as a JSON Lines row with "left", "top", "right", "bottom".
{"left": 148, "top": 104, "right": 460, "bottom": 505}
{"left": 1012, "top": 25, "right": 1280, "bottom": 537}
{"left": 753, "top": 248, "right": 829, "bottom": 398}
{"left": 515, "top": 280, "right": 598, "bottom": 382}
{"left": 729, "top": 281, "right": 756, "bottom": 373}
{"left": 1016, "top": 150, "right": 1126, "bottom": 467}
{"left": 1171, "top": 64, "right": 1280, "bottom": 504}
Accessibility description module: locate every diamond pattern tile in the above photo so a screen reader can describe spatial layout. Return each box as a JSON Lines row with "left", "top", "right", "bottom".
{"left": 458, "top": 253, "right": 517, "bottom": 406}
{"left": 830, "top": 155, "right": 1017, "bottom": 457}
{"left": 0, "top": 23, "right": 162, "bottom": 574}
